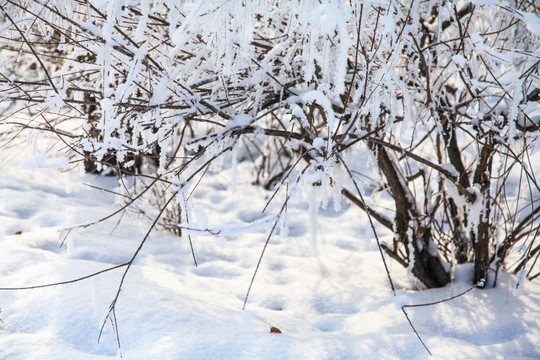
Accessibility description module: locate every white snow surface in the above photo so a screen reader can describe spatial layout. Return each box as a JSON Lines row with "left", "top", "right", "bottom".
{"left": 0, "top": 139, "right": 539, "bottom": 360}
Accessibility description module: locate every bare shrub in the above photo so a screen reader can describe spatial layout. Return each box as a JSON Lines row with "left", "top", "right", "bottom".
{"left": 1, "top": 0, "right": 539, "bottom": 291}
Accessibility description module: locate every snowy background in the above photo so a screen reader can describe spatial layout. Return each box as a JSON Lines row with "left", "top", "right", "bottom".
{"left": 1, "top": 0, "right": 539, "bottom": 358}
{"left": 0, "top": 135, "right": 539, "bottom": 360}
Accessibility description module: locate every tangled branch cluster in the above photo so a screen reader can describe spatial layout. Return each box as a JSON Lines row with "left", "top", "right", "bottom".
{"left": 1, "top": 0, "right": 539, "bottom": 291}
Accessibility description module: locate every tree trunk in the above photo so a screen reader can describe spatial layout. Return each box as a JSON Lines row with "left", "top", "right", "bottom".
{"left": 412, "top": 227, "right": 451, "bottom": 288}
{"left": 473, "top": 220, "right": 490, "bottom": 287}
{"left": 471, "top": 139, "right": 495, "bottom": 286}
{"left": 371, "top": 141, "right": 450, "bottom": 288}
{"left": 440, "top": 111, "right": 471, "bottom": 261}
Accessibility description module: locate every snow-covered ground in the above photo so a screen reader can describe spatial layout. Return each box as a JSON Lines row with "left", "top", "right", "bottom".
{"left": 0, "top": 137, "right": 539, "bottom": 360}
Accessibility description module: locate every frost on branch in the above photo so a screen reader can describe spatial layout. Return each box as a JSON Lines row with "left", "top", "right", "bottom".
{"left": 1, "top": 0, "right": 539, "bottom": 288}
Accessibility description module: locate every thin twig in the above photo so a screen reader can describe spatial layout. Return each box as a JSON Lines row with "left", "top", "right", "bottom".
{"left": 0, "top": 263, "right": 130, "bottom": 291}
{"left": 243, "top": 163, "right": 311, "bottom": 310}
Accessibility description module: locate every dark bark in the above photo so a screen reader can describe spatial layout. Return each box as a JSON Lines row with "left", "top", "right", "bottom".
{"left": 473, "top": 221, "right": 490, "bottom": 287}
{"left": 439, "top": 111, "right": 473, "bottom": 263}
{"left": 412, "top": 227, "right": 451, "bottom": 288}
{"left": 471, "top": 139, "right": 495, "bottom": 286}
{"left": 371, "top": 140, "right": 450, "bottom": 288}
